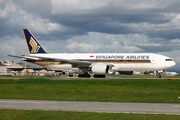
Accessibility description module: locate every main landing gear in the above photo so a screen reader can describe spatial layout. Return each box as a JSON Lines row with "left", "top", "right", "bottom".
{"left": 77, "top": 68, "right": 107, "bottom": 78}
{"left": 77, "top": 73, "right": 106, "bottom": 78}
{"left": 93, "top": 74, "right": 106, "bottom": 78}
{"left": 78, "top": 72, "right": 91, "bottom": 78}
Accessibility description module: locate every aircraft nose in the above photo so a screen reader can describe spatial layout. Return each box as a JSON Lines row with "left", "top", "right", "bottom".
{"left": 168, "top": 61, "right": 176, "bottom": 68}
{"left": 172, "top": 61, "right": 176, "bottom": 67}
{"left": 165, "top": 61, "right": 176, "bottom": 69}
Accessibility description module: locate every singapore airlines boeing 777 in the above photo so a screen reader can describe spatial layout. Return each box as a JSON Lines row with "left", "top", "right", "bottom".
{"left": 8, "top": 29, "right": 176, "bottom": 78}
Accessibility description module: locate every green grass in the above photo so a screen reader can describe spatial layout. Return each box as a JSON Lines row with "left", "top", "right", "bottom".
{"left": 0, "top": 76, "right": 180, "bottom": 119}
{"left": 0, "top": 109, "right": 180, "bottom": 120}
{"left": 0, "top": 77, "right": 180, "bottom": 103}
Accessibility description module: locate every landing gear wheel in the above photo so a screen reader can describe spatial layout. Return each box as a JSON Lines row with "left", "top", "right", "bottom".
{"left": 157, "top": 75, "right": 161, "bottom": 78}
{"left": 78, "top": 73, "right": 91, "bottom": 78}
{"left": 93, "top": 75, "right": 106, "bottom": 78}
{"left": 69, "top": 74, "right": 73, "bottom": 77}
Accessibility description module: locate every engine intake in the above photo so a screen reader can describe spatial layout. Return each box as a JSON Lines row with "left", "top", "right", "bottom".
{"left": 91, "top": 64, "right": 109, "bottom": 74}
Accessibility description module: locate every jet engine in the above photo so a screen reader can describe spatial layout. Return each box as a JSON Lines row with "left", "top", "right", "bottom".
{"left": 90, "top": 64, "right": 109, "bottom": 74}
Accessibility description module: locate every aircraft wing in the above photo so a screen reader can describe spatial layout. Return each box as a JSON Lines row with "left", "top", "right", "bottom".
{"left": 8, "top": 55, "right": 114, "bottom": 68}
{"left": 34, "top": 56, "right": 92, "bottom": 67}
{"left": 8, "top": 55, "right": 42, "bottom": 60}
{"left": 34, "top": 56, "right": 115, "bottom": 68}
{"left": 8, "top": 55, "right": 92, "bottom": 67}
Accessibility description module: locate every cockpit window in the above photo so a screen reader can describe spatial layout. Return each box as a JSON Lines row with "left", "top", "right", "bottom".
{"left": 165, "top": 59, "right": 172, "bottom": 61}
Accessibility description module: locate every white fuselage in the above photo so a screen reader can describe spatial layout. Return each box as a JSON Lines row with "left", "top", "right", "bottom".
{"left": 30, "top": 53, "right": 176, "bottom": 72}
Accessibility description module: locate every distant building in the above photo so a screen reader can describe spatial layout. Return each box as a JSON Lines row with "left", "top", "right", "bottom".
{"left": 0, "top": 65, "right": 7, "bottom": 73}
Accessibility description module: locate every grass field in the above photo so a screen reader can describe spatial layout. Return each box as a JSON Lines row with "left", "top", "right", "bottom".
{"left": 0, "top": 76, "right": 179, "bottom": 103}
{"left": 0, "top": 76, "right": 180, "bottom": 119}
{"left": 0, "top": 109, "right": 180, "bottom": 120}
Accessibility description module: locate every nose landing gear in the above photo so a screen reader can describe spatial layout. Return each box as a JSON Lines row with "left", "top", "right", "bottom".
{"left": 156, "top": 70, "right": 165, "bottom": 78}
{"left": 157, "top": 74, "right": 161, "bottom": 78}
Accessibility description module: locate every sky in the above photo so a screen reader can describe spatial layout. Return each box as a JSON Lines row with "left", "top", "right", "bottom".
{"left": 0, "top": 0, "right": 180, "bottom": 71}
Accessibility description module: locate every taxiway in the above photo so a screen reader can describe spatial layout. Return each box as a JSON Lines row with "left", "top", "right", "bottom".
{"left": 0, "top": 99, "right": 179, "bottom": 115}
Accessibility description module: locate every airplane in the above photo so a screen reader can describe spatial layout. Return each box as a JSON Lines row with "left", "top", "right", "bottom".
{"left": 8, "top": 29, "right": 176, "bottom": 78}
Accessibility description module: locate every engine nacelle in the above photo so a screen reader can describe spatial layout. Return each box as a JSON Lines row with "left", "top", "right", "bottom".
{"left": 91, "top": 64, "right": 109, "bottom": 74}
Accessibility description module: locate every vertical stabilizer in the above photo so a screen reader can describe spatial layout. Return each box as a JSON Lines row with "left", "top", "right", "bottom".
{"left": 22, "top": 29, "right": 47, "bottom": 54}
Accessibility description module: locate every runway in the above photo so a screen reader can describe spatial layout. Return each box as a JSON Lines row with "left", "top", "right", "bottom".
{"left": 0, "top": 99, "right": 180, "bottom": 115}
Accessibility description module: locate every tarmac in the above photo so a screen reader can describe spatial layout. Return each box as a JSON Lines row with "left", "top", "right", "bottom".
{"left": 0, "top": 99, "right": 180, "bottom": 115}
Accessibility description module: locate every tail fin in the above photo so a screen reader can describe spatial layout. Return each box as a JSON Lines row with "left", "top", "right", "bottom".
{"left": 22, "top": 29, "right": 47, "bottom": 54}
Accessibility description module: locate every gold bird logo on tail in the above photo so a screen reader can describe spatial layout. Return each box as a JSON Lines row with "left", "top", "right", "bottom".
{"left": 29, "top": 37, "right": 40, "bottom": 53}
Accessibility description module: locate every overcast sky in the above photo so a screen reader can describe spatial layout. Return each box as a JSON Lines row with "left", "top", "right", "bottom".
{"left": 0, "top": 0, "right": 180, "bottom": 71}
